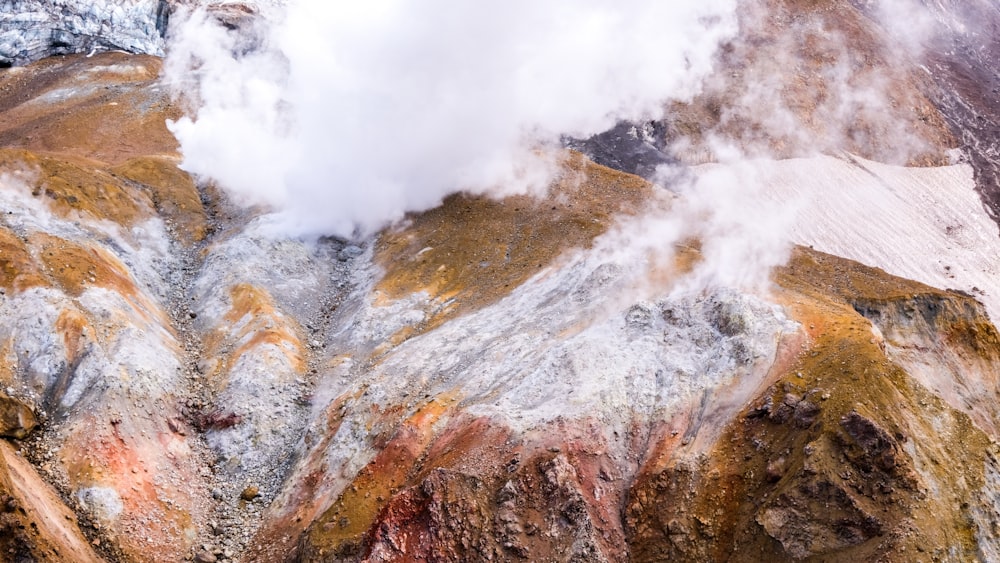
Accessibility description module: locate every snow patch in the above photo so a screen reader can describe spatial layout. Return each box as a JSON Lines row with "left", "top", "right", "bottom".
{"left": 726, "top": 154, "right": 1000, "bottom": 320}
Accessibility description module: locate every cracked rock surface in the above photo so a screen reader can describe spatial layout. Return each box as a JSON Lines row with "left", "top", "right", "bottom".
{"left": 1, "top": 0, "right": 170, "bottom": 65}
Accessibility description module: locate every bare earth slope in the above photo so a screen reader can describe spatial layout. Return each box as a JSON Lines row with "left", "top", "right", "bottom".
{"left": 2, "top": 1, "right": 1000, "bottom": 562}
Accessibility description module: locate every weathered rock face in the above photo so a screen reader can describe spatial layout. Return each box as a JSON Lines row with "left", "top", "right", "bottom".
{"left": 0, "top": 441, "right": 104, "bottom": 562}
{"left": 1, "top": 1, "right": 1000, "bottom": 562}
{"left": 0, "top": 0, "right": 170, "bottom": 66}
{"left": 0, "top": 0, "right": 272, "bottom": 66}
{"left": 627, "top": 248, "right": 1000, "bottom": 561}
{"left": 0, "top": 53, "right": 212, "bottom": 562}
{"left": 852, "top": 0, "right": 1000, "bottom": 223}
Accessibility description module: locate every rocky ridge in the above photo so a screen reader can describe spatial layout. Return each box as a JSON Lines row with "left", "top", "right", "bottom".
{"left": 0, "top": 0, "right": 277, "bottom": 67}
{"left": 1, "top": 0, "right": 170, "bottom": 66}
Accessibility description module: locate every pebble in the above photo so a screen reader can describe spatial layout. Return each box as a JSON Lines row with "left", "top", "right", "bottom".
{"left": 240, "top": 486, "right": 260, "bottom": 501}
{"left": 337, "top": 245, "right": 363, "bottom": 261}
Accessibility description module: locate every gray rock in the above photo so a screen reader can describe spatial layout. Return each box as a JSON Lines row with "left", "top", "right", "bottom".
{"left": 0, "top": 0, "right": 274, "bottom": 66}
{"left": 337, "top": 245, "right": 364, "bottom": 261}
{"left": 0, "top": 0, "right": 169, "bottom": 65}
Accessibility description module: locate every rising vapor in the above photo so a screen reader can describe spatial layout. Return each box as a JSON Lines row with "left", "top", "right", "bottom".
{"left": 164, "top": 0, "right": 738, "bottom": 237}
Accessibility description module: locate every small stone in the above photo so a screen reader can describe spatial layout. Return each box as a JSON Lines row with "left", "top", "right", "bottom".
{"left": 167, "top": 418, "right": 187, "bottom": 436}
{"left": 792, "top": 400, "right": 821, "bottom": 427}
{"left": 337, "top": 245, "right": 363, "bottom": 261}
{"left": 766, "top": 457, "right": 787, "bottom": 482}
{"left": 211, "top": 488, "right": 224, "bottom": 500}
{"left": 194, "top": 551, "right": 217, "bottom": 563}
{"left": 240, "top": 486, "right": 260, "bottom": 501}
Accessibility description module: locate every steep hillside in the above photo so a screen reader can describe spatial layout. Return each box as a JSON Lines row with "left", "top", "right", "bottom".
{"left": 1, "top": 2, "right": 1000, "bottom": 562}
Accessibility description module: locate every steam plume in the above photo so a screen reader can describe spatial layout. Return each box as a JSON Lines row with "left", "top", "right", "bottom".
{"left": 164, "top": 0, "right": 738, "bottom": 237}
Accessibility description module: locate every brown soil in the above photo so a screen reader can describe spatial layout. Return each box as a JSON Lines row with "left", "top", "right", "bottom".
{"left": 375, "top": 151, "right": 653, "bottom": 338}
{"left": 0, "top": 227, "right": 46, "bottom": 293}
{"left": 0, "top": 148, "right": 154, "bottom": 229}
{"left": 111, "top": 156, "right": 208, "bottom": 244}
{"left": 0, "top": 52, "right": 181, "bottom": 164}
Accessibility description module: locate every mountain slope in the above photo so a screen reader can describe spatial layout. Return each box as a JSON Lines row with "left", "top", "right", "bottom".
{"left": 1, "top": 2, "right": 1000, "bottom": 562}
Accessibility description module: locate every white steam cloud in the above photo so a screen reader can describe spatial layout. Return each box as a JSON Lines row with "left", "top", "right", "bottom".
{"left": 666, "top": 152, "right": 798, "bottom": 293}
{"left": 164, "top": 0, "right": 738, "bottom": 236}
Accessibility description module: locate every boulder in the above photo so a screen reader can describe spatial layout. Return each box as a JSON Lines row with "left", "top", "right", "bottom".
{"left": 0, "top": 393, "right": 36, "bottom": 440}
